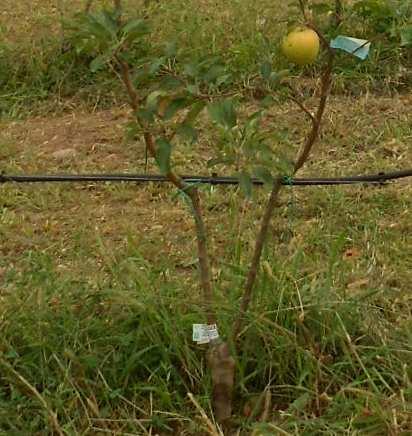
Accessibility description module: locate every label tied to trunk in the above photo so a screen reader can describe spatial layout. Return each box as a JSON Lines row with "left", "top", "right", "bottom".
{"left": 192, "top": 324, "right": 219, "bottom": 344}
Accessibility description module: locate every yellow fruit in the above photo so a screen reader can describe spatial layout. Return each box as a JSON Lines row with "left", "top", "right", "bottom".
{"left": 281, "top": 27, "right": 320, "bottom": 66}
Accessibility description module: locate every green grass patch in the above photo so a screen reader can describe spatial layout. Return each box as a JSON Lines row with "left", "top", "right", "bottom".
{"left": 0, "top": 0, "right": 411, "bottom": 117}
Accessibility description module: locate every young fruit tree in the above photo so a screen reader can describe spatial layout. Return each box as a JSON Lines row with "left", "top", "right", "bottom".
{"left": 67, "top": 0, "right": 372, "bottom": 427}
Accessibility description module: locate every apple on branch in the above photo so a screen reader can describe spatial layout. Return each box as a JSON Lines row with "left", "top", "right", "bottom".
{"left": 282, "top": 27, "right": 320, "bottom": 66}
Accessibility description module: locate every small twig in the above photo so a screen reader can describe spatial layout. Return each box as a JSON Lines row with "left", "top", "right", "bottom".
{"left": 286, "top": 85, "right": 315, "bottom": 124}
{"left": 306, "top": 23, "right": 333, "bottom": 54}
{"left": 56, "top": 0, "right": 66, "bottom": 45}
{"left": 289, "top": 96, "right": 315, "bottom": 123}
{"left": 267, "top": 424, "right": 293, "bottom": 435}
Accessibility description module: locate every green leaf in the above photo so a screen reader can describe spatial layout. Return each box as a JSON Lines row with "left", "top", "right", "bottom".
{"left": 155, "top": 138, "right": 172, "bottom": 174}
{"left": 186, "top": 84, "right": 200, "bottom": 95}
{"left": 289, "top": 393, "right": 311, "bottom": 413}
{"left": 239, "top": 171, "right": 253, "bottom": 198}
{"left": 216, "top": 74, "right": 232, "bottom": 87}
{"left": 176, "top": 124, "right": 198, "bottom": 142}
{"left": 311, "top": 2, "right": 333, "bottom": 14}
{"left": 94, "top": 10, "right": 118, "bottom": 38}
{"left": 162, "top": 97, "right": 192, "bottom": 120}
{"left": 146, "top": 90, "right": 166, "bottom": 112}
{"left": 103, "top": 10, "right": 119, "bottom": 32}
{"left": 183, "top": 62, "right": 200, "bottom": 78}
{"left": 400, "top": 25, "right": 412, "bottom": 47}
{"left": 136, "top": 108, "right": 154, "bottom": 124}
{"left": 274, "top": 156, "right": 294, "bottom": 174}
{"left": 133, "top": 67, "right": 151, "bottom": 86}
{"left": 207, "top": 99, "right": 237, "bottom": 129}
{"left": 159, "top": 76, "right": 183, "bottom": 91}
{"left": 254, "top": 166, "right": 273, "bottom": 187}
{"left": 207, "top": 156, "right": 236, "bottom": 168}
{"left": 89, "top": 46, "right": 117, "bottom": 72}
{"left": 82, "top": 15, "right": 113, "bottom": 44}
{"left": 268, "top": 70, "right": 289, "bottom": 89}
{"left": 244, "top": 110, "right": 263, "bottom": 130}
{"left": 202, "top": 64, "right": 226, "bottom": 83}
{"left": 184, "top": 101, "right": 206, "bottom": 124}
{"left": 164, "top": 40, "right": 178, "bottom": 57}
{"left": 148, "top": 57, "right": 166, "bottom": 75}
{"left": 121, "top": 19, "right": 149, "bottom": 42}
{"left": 260, "top": 61, "right": 272, "bottom": 80}
{"left": 260, "top": 95, "right": 275, "bottom": 108}
{"left": 125, "top": 121, "right": 140, "bottom": 140}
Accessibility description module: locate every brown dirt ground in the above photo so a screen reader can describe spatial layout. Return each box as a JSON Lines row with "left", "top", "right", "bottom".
{"left": 1, "top": 93, "right": 411, "bottom": 173}
{"left": 1, "top": 95, "right": 410, "bottom": 283}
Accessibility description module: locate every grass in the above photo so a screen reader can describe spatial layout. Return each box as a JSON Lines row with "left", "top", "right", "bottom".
{"left": 1, "top": 0, "right": 412, "bottom": 434}
{"left": 1, "top": 93, "right": 411, "bottom": 433}
{"left": 0, "top": 0, "right": 411, "bottom": 117}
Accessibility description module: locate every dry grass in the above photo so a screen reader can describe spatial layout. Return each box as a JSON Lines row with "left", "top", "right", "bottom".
{"left": 1, "top": 93, "right": 411, "bottom": 278}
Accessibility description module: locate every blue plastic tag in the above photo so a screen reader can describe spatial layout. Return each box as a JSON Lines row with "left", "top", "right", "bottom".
{"left": 330, "top": 36, "right": 371, "bottom": 60}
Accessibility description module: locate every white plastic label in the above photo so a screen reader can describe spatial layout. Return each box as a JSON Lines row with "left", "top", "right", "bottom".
{"left": 192, "top": 324, "right": 219, "bottom": 344}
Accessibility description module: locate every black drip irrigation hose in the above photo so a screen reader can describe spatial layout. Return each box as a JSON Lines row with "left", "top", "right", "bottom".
{"left": 0, "top": 169, "right": 411, "bottom": 187}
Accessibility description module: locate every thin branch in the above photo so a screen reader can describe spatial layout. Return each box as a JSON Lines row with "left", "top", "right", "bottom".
{"left": 259, "top": 387, "right": 272, "bottom": 423}
{"left": 333, "top": 0, "right": 343, "bottom": 28}
{"left": 233, "top": 28, "right": 335, "bottom": 342}
{"left": 307, "top": 24, "right": 334, "bottom": 54}
{"left": 115, "top": 56, "right": 141, "bottom": 110}
{"left": 190, "top": 189, "right": 216, "bottom": 325}
{"left": 113, "top": 0, "right": 122, "bottom": 23}
{"left": 115, "top": 54, "right": 215, "bottom": 324}
{"left": 287, "top": 87, "right": 316, "bottom": 124}
{"left": 84, "top": 0, "right": 93, "bottom": 13}
{"left": 294, "top": 48, "right": 334, "bottom": 173}
{"left": 232, "top": 177, "right": 283, "bottom": 340}
{"left": 56, "top": 0, "right": 66, "bottom": 44}
{"left": 298, "top": 0, "right": 309, "bottom": 22}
